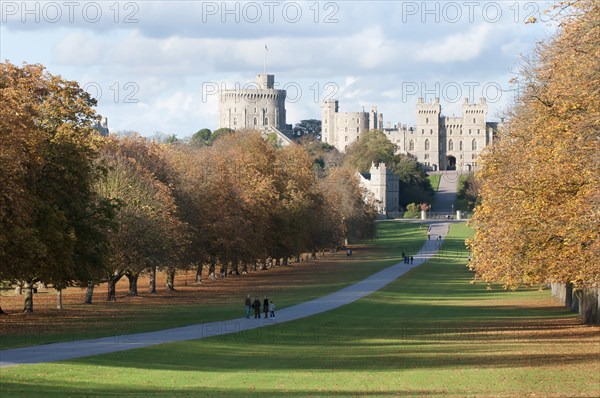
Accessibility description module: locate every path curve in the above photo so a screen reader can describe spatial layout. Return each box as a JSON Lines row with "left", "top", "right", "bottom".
{"left": 0, "top": 222, "right": 451, "bottom": 368}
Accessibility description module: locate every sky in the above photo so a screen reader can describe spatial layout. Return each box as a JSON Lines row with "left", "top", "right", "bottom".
{"left": 1, "top": 1, "right": 558, "bottom": 138}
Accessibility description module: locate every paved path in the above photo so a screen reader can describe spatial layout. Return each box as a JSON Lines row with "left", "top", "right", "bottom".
{"left": 431, "top": 170, "right": 461, "bottom": 214}
{"left": 0, "top": 222, "right": 451, "bottom": 368}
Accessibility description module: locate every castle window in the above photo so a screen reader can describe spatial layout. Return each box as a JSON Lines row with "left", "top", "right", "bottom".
{"left": 345, "top": 127, "right": 348, "bottom": 133}
{"left": 345, "top": 136, "right": 348, "bottom": 142}
{"left": 473, "top": 118, "right": 476, "bottom": 124}
{"left": 449, "top": 139, "right": 454, "bottom": 151}
{"left": 477, "top": 129, "right": 480, "bottom": 135}
{"left": 426, "top": 117, "right": 429, "bottom": 123}
{"left": 233, "top": 117, "right": 237, "bottom": 126}
{"left": 472, "top": 139, "right": 477, "bottom": 151}
{"left": 469, "top": 129, "right": 472, "bottom": 134}
{"left": 425, "top": 139, "right": 430, "bottom": 151}
{"left": 254, "top": 108, "right": 257, "bottom": 113}
{"left": 409, "top": 140, "right": 414, "bottom": 151}
{"left": 459, "top": 141, "right": 463, "bottom": 151}
{"left": 357, "top": 118, "right": 360, "bottom": 124}
{"left": 253, "top": 117, "right": 257, "bottom": 126}
{"left": 472, "top": 154, "right": 476, "bottom": 160}
{"left": 430, "top": 129, "right": 433, "bottom": 134}
{"left": 356, "top": 127, "right": 359, "bottom": 133}
{"left": 450, "top": 129, "right": 453, "bottom": 135}
{"left": 357, "top": 135, "right": 360, "bottom": 141}
{"left": 421, "top": 129, "right": 424, "bottom": 134}
{"left": 424, "top": 154, "right": 429, "bottom": 160}
{"left": 264, "top": 117, "right": 269, "bottom": 125}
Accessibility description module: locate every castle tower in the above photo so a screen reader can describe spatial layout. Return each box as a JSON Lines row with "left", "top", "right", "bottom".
{"left": 370, "top": 162, "right": 387, "bottom": 214}
{"left": 461, "top": 97, "right": 487, "bottom": 170}
{"left": 322, "top": 99, "right": 338, "bottom": 146}
{"left": 413, "top": 97, "right": 441, "bottom": 171}
{"left": 218, "top": 74, "right": 287, "bottom": 132}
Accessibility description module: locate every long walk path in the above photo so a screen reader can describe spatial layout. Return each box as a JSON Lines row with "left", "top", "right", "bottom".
{"left": 431, "top": 170, "right": 460, "bottom": 214}
{"left": 0, "top": 222, "right": 451, "bottom": 368}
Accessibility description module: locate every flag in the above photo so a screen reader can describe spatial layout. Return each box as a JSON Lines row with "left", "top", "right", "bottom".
{"left": 265, "top": 44, "right": 268, "bottom": 51}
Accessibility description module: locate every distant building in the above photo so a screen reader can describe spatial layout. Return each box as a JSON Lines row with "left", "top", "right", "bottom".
{"left": 323, "top": 98, "right": 498, "bottom": 171}
{"left": 94, "top": 117, "right": 109, "bottom": 136}
{"left": 357, "top": 162, "right": 400, "bottom": 217}
{"left": 218, "top": 74, "right": 293, "bottom": 146}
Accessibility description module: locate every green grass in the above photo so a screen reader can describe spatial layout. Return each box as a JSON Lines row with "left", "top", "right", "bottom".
{"left": 0, "top": 222, "right": 425, "bottom": 350}
{"left": 2, "top": 223, "right": 597, "bottom": 397}
{"left": 428, "top": 173, "right": 441, "bottom": 192}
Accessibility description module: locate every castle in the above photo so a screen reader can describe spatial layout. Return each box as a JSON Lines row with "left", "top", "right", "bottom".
{"left": 357, "top": 163, "right": 400, "bottom": 216}
{"left": 322, "top": 97, "right": 498, "bottom": 171}
{"left": 218, "top": 74, "right": 293, "bottom": 146}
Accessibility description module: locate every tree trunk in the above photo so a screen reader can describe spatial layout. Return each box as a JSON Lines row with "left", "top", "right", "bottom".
{"left": 311, "top": 247, "right": 317, "bottom": 259}
{"left": 208, "top": 258, "right": 216, "bottom": 279}
{"left": 84, "top": 281, "right": 94, "bottom": 304}
{"left": 166, "top": 268, "right": 176, "bottom": 291}
{"left": 56, "top": 289, "right": 63, "bottom": 310}
{"left": 283, "top": 256, "right": 288, "bottom": 266}
{"left": 296, "top": 254, "right": 301, "bottom": 262}
{"left": 570, "top": 289, "right": 580, "bottom": 313}
{"left": 220, "top": 263, "right": 227, "bottom": 278}
{"left": 127, "top": 273, "right": 139, "bottom": 296}
{"left": 148, "top": 266, "right": 157, "bottom": 294}
{"left": 242, "top": 261, "right": 248, "bottom": 274}
{"left": 565, "top": 282, "right": 573, "bottom": 308}
{"left": 23, "top": 282, "right": 34, "bottom": 313}
{"left": 578, "top": 288, "right": 598, "bottom": 324}
{"left": 107, "top": 274, "right": 123, "bottom": 301}
{"left": 261, "top": 257, "right": 267, "bottom": 271}
{"left": 194, "top": 264, "right": 202, "bottom": 284}
{"left": 251, "top": 258, "right": 257, "bottom": 272}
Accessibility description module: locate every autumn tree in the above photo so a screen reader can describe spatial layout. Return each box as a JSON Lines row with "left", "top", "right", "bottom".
{"left": 468, "top": 0, "right": 600, "bottom": 323}
{"left": 94, "top": 135, "right": 188, "bottom": 300}
{"left": 0, "top": 63, "right": 114, "bottom": 312}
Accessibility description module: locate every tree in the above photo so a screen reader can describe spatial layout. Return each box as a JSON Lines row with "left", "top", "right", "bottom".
{"left": 189, "top": 128, "right": 212, "bottom": 147}
{"left": 208, "top": 128, "right": 234, "bottom": 144}
{"left": 0, "top": 62, "right": 113, "bottom": 312}
{"left": 392, "top": 154, "right": 435, "bottom": 208}
{"left": 293, "top": 119, "right": 321, "bottom": 138}
{"left": 95, "top": 135, "right": 188, "bottom": 300}
{"left": 468, "top": 0, "right": 600, "bottom": 322}
{"left": 344, "top": 130, "right": 397, "bottom": 173}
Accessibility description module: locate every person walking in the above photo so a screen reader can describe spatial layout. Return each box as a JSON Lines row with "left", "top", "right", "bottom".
{"left": 269, "top": 301, "right": 275, "bottom": 319}
{"left": 263, "top": 296, "right": 270, "bottom": 319}
{"left": 245, "top": 294, "right": 252, "bottom": 319}
{"left": 253, "top": 297, "right": 261, "bottom": 318}
{"left": 410, "top": 256, "right": 414, "bottom": 264}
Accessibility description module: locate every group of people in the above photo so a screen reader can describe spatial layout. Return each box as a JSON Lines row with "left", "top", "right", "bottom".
{"left": 401, "top": 252, "right": 414, "bottom": 264}
{"left": 245, "top": 294, "right": 275, "bottom": 319}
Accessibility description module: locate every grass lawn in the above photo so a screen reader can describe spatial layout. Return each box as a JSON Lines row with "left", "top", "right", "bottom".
{"left": 0, "top": 222, "right": 425, "bottom": 349}
{"left": 2, "top": 223, "right": 598, "bottom": 397}
{"left": 428, "top": 173, "right": 441, "bottom": 192}
{"left": 454, "top": 174, "right": 471, "bottom": 211}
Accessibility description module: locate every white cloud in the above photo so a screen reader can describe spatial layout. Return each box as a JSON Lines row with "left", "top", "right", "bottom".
{"left": 414, "top": 24, "right": 493, "bottom": 63}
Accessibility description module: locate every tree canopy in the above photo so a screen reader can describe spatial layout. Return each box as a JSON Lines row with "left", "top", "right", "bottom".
{"left": 468, "top": 0, "right": 600, "bottom": 291}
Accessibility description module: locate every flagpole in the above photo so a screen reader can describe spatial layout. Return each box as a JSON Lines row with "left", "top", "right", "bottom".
{"left": 264, "top": 44, "right": 267, "bottom": 75}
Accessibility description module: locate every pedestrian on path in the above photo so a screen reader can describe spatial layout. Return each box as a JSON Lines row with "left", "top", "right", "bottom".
{"left": 269, "top": 301, "right": 275, "bottom": 319}
{"left": 245, "top": 294, "right": 252, "bottom": 319}
{"left": 263, "top": 296, "right": 270, "bottom": 319}
{"left": 410, "top": 256, "right": 414, "bottom": 264}
{"left": 253, "top": 297, "right": 261, "bottom": 318}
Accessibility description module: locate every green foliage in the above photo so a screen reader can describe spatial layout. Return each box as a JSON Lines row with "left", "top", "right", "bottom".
{"left": 293, "top": 119, "right": 321, "bottom": 137}
{"left": 393, "top": 154, "right": 435, "bottom": 208}
{"left": 189, "top": 128, "right": 212, "bottom": 147}
{"left": 208, "top": 128, "right": 234, "bottom": 144}
{"left": 428, "top": 174, "right": 441, "bottom": 191}
{"left": 403, "top": 203, "right": 420, "bottom": 218}
{"left": 344, "top": 129, "right": 397, "bottom": 173}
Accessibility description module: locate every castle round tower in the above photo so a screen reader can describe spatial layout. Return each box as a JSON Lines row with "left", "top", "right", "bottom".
{"left": 218, "top": 74, "right": 288, "bottom": 133}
